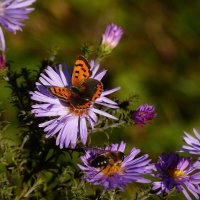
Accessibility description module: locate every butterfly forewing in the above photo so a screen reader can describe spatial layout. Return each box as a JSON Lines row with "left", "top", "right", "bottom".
{"left": 72, "top": 56, "right": 92, "bottom": 87}
{"left": 49, "top": 87, "right": 71, "bottom": 101}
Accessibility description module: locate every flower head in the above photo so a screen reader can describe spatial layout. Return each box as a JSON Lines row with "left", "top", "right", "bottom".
{"left": 152, "top": 153, "right": 200, "bottom": 200}
{"left": 101, "top": 23, "right": 123, "bottom": 53}
{"left": 0, "top": 0, "right": 36, "bottom": 50}
{"left": 132, "top": 104, "right": 157, "bottom": 125}
{"left": 78, "top": 141, "right": 152, "bottom": 191}
{"left": 30, "top": 58, "right": 120, "bottom": 149}
{"left": 179, "top": 129, "right": 200, "bottom": 155}
{"left": 0, "top": 0, "right": 36, "bottom": 33}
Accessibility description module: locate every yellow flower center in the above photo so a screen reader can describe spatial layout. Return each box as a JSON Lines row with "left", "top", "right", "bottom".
{"left": 102, "top": 163, "right": 122, "bottom": 177}
{"left": 168, "top": 169, "right": 187, "bottom": 180}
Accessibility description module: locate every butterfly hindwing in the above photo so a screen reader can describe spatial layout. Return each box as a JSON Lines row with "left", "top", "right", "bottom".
{"left": 78, "top": 78, "right": 103, "bottom": 100}
{"left": 69, "top": 96, "right": 92, "bottom": 109}
{"left": 72, "top": 56, "right": 92, "bottom": 87}
{"left": 91, "top": 81, "right": 103, "bottom": 102}
{"left": 70, "top": 79, "right": 103, "bottom": 109}
{"left": 49, "top": 87, "right": 71, "bottom": 101}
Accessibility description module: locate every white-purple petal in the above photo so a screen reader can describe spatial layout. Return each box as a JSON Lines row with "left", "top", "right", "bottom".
{"left": 80, "top": 117, "right": 88, "bottom": 145}
{"left": 93, "top": 69, "right": 107, "bottom": 81}
{"left": 92, "top": 108, "right": 118, "bottom": 120}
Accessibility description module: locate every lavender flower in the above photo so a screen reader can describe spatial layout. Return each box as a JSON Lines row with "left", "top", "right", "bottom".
{"left": 101, "top": 23, "right": 123, "bottom": 53}
{"left": 0, "top": 0, "right": 36, "bottom": 50}
{"left": 179, "top": 129, "right": 200, "bottom": 155}
{"left": 152, "top": 153, "right": 200, "bottom": 200}
{"left": 30, "top": 60, "right": 120, "bottom": 149}
{"left": 78, "top": 141, "right": 152, "bottom": 191}
{"left": 132, "top": 104, "right": 157, "bottom": 125}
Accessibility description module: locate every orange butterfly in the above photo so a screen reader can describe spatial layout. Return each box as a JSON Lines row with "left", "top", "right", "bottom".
{"left": 49, "top": 56, "right": 103, "bottom": 110}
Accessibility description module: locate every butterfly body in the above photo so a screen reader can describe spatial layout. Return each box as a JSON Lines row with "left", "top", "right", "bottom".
{"left": 49, "top": 56, "right": 103, "bottom": 110}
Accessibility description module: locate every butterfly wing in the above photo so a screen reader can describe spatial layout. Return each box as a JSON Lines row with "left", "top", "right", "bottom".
{"left": 49, "top": 87, "right": 71, "bottom": 101}
{"left": 75, "top": 79, "right": 103, "bottom": 100}
{"left": 69, "top": 96, "right": 92, "bottom": 109}
{"left": 70, "top": 78, "right": 103, "bottom": 109}
{"left": 72, "top": 56, "right": 92, "bottom": 87}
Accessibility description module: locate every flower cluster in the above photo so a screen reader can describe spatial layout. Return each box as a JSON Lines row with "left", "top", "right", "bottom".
{"left": 3, "top": 3, "right": 200, "bottom": 198}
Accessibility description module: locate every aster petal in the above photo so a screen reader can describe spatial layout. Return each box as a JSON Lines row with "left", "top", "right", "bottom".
{"left": 38, "top": 119, "right": 55, "bottom": 128}
{"left": 193, "top": 128, "right": 200, "bottom": 140}
{"left": 186, "top": 183, "right": 199, "bottom": 199}
{"left": 87, "top": 109, "right": 98, "bottom": 123}
{"left": 102, "top": 87, "right": 121, "bottom": 96}
{"left": 56, "top": 116, "right": 78, "bottom": 148}
{"left": 182, "top": 187, "right": 193, "bottom": 200}
{"left": 95, "top": 102, "right": 119, "bottom": 109}
{"left": 123, "top": 148, "right": 140, "bottom": 163}
{"left": 87, "top": 117, "right": 95, "bottom": 131}
{"left": 184, "top": 132, "right": 199, "bottom": 145}
{"left": 98, "top": 96, "right": 118, "bottom": 105}
{"left": 91, "top": 62, "right": 100, "bottom": 78}
{"left": 93, "top": 69, "right": 107, "bottom": 81}
{"left": 80, "top": 117, "right": 88, "bottom": 145}
{"left": 46, "top": 121, "right": 64, "bottom": 138}
{"left": 118, "top": 141, "right": 126, "bottom": 152}
{"left": 92, "top": 108, "right": 118, "bottom": 120}
{"left": 30, "top": 91, "right": 59, "bottom": 104}
{"left": 9, "top": 1, "right": 36, "bottom": 9}
{"left": 58, "top": 64, "right": 68, "bottom": 86}
{"left": 180, "top": 129, "right": 200, "bottom": 155}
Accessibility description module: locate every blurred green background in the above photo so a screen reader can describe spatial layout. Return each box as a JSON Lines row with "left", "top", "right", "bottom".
{"left": 1, "top": 0, "right": 200, "bottom": 198}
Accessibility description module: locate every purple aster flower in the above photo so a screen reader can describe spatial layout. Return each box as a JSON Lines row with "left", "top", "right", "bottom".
{"left": 101, "top": 23, "right": 123, "bottom": 52}
{"left": 179, "top": 129, "right": 200, "bottom": 155}
{"left": 152, "top": 153, "right": 200, "bottom": 200}
{"left": 0, "top": 0, "right": 36, "bottom": 51}
{"left": 78, "top": 141, "right": 153, "bottom": 191}
{"left": 132, "top": 104, "right": 157, "bottom": 125}
{"left": 30, "top": 59, "right": 120, "bottom": 149}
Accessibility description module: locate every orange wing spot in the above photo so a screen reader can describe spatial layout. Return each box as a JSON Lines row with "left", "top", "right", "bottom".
{"left": 76, "top": 101, "right": 92, "bottom": 109}
{"left": 49, "top": 87, "right": 71, "bottom": 101}
{"left": 92, "top": 82, "right": 103, "bottom": 102}
{"left": 72, "top": 56, "right": 92, "bottom": 86}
